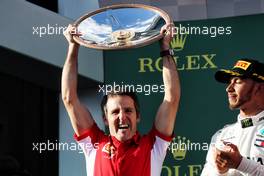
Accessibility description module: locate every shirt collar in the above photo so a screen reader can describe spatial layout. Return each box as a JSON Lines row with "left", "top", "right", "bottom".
{"left": 238, "top": 110, "right": 264, "bottom": 128}
{"left": 110, "top": 131, "right": 141, "bottom": 149}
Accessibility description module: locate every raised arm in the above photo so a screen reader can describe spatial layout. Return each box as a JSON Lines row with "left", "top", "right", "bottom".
{"left": 61, "top": 24, "right": 94, "bottom": 136}
{"left": 154, "top": 24, "right": 181, "bottom": 136}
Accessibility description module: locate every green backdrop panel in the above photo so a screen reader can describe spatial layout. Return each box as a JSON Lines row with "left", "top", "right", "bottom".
{"left": 103, "top": 14, "right": 264, "bottom": 176}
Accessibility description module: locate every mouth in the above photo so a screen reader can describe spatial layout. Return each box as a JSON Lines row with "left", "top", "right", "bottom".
{"left": 228, "top": 94, "right": 237, "bottom": 100}
{"left": 118, "top": 124, "right": 129, "bottom": 130}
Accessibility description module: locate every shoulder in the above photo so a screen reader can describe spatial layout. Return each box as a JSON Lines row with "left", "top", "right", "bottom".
{"left": 138, "top": 127, "right": 173, "bottom": 148}
{"left": 217, "top": 122, "right": 237, "bottom": 134}
{"left": 211, "top": 122, "right": 237, "bottom": 142}
{"left": 147, "top": 126, "right": 173, "bottom": 142}
{"left": 74, "top": 123, "right": 107, "bottom": 143}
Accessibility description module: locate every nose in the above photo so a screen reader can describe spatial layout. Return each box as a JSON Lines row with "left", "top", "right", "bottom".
{"left": 118, "top": 111, "right": 127, "bottom": 122}
{"left": 226, "top": 82, "right": 234, "bottom": 93}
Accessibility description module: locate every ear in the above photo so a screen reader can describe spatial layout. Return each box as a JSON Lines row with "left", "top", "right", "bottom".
{"left": 103, "top": 116, "right": 109, "bottom": 126}
{"left": 259, "top": 83, "right": 264, "bottom": 96}
{"left": 255, "top": 83, "right": 264, "bottom": 95}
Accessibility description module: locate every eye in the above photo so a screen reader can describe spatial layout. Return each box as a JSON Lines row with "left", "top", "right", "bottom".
{"left": 111, "top": 109, "right": 119, "bottom": 115}
{"left": 231, "top": 77, "right": 243, "bottom": 84}
{"left": 125, "top": 108, "right": 133, "bottom": 113}
{"left": 235, "top": 79, "right": 243, "bottom": 84}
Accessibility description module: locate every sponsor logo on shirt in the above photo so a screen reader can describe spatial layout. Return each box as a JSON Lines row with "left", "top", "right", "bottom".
{"left": 240, "top": 118, "right": 253, "bottom": 128}
{"left": 102, "top": 142, "right": 116, "bottom": 159}
{"left": 256, "top": 128, "right": 264, "bottom": 138}
{"left": 254, "top": 139, "right": 264, "bottom": 148}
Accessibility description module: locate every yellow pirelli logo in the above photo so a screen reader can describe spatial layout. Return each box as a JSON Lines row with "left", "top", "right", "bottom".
{"left": 233, "top": 60, "right": 251, "bottom": 70}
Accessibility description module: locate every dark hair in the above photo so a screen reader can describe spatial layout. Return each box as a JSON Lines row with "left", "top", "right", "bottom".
{"left": 100, "top": 91, "right": 140, "bottom": 118}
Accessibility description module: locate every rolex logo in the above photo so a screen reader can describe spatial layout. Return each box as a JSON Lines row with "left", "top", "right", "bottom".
{"left": 169, "top": 136, "right": 189, "bottom": 160}
{"left": 170, "top": 33, "right": 187, "bottom": 51}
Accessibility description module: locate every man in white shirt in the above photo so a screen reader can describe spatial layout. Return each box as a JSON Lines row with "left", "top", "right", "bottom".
{"left": 201, "top": 59, "right": 264, "bottom": 176}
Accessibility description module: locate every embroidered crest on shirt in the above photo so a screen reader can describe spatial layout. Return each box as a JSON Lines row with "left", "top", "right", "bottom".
{"left": 102, "top": 142, "right": 116, "bottom": 158}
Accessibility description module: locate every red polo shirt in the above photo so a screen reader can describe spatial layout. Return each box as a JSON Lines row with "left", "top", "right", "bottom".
{"left": 74, "top": 123, "right": 172, "bottom": 176}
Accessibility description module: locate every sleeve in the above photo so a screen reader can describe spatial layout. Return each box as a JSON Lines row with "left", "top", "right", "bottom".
{"left": 149, "top": 126, "right": 174, "bottom": 176}
{"left": 201, "top": 129, "right": 228, "bottom": 176}
{"left": 73, "top": 123, "right": 106, "bottom": 156}
{"left": 151, "top": 125, "right": 174, "bottom": 142}
{"left": 236, "top": 157, "right": 264, "bottom": 176}
{"left": 73, "top": 123, "right": 105, "bottom": 143}
{"left": 150, "top": 126, "right": 173, "bottom": 160}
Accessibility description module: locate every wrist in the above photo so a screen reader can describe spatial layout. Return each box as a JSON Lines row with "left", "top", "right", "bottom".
{"left": 234, "top": 155, "right": 243, "bottom": 169}
{"left": 160, "top": 49, "right": 174, "bottom": 57}
{"left": 69, "top": 42, "right": 80, "bottom": 49}
{"left": 160, "top": 45, "right": 170, "bottom": 51}
{"left": 218, "top": 168, "right": 228, "bottom": 174}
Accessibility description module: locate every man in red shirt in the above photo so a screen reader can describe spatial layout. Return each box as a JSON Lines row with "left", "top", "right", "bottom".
{"left": 62, "top": 23, "right": 180, "bottom": 176}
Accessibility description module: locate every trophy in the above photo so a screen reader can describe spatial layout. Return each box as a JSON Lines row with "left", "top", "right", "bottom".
{"left": 73, "top": 4, "right": 172, "bottom": 50}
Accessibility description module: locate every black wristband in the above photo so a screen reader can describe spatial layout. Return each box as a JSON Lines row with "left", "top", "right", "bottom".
{"left": 160, "top": 49, "right": 174, "bottom": 57}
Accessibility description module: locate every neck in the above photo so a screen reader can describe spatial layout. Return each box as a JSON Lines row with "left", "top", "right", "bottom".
{"left": 240, "top": 105, "right": 264, "bottom": 117}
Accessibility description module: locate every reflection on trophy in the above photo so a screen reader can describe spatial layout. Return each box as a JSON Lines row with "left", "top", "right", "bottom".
{"left": 111, "top": 30, "right": 135, "bottom": 46}
{"left": 72, "top": 4, "right": 172, "bottom": 50}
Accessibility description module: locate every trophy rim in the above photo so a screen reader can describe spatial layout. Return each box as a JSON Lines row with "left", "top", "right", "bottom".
{"left": 73, "top": 4, "right": 172, "bottom": 50}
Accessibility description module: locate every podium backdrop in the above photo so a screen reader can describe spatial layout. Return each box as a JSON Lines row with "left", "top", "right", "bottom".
{"left": 104, "top": 14, "right": 264, "bottom": 176}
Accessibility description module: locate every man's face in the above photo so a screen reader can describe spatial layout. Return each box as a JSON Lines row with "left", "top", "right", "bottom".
{"left": 105, "top": 95, "right": 139, "bottom": 142}
{"left": 226, "top": 77, "right": 256, "bottom": 110}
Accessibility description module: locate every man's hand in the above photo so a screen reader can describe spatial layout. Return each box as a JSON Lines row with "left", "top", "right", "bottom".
{"left": 63, "top": 24, "right": 82, "bottom": 45}
{"left": 213, "top": 146, "right": 229, "bottom": 173}
{"left": 160, "top": 23, "right": 175, "bottom": 51}
{"left": 213, "top": 142, "right": 243, "bottom": 173}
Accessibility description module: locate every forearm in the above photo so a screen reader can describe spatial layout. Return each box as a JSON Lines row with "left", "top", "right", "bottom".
{"left": 61, "top": 44, "right": 94, "bottom": 135}
{"left": 61, "top": 44, "right": 79, "bottom": 102}
{"left": 163, "top": 55, "right": 180, "bottom": 103}
{"left": 161, "top": 55, "right": 180, "bottom": 132}
{"left": 154, "top": 55, "right": 180, "bottom": 136}
{"left": 237, "top": 157, "right": 264, "bottom": 175}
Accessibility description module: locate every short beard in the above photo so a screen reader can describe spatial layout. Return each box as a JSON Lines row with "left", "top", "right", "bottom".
{"left": 228, "top": 84, "right": 255, "bottom": 110}
{"left": 229, "top": 101, "right": 244, "bottom": 110}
